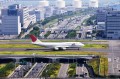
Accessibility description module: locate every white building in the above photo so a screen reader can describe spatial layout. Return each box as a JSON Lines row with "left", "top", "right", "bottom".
{"left": 39, "top": 0, "right": 49, "bottom": 7}
{"left": 56, "top": 0, "right": 66, "bottom": 8}
{"left": 73, "top": 0, "right": 82, "bottom": 8}
{"left": 89, "top": 0, "right": 99, "bottom": 8}
{"left": 19, "top": 7, "right": 30, "bottom": 29}
{"left": 19, "top": 6, "right": 36, "bottom": 29}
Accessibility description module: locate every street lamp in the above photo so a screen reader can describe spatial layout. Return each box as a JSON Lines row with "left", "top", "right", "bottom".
{"left": 32, "top": 53, "right": 36, "bottom": 64}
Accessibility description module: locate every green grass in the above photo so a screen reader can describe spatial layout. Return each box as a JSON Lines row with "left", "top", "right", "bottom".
{"left": 0, "top": 44, "right": 108, "bottom": 49}
{"left": 83, "top": 44, "right": 108, "bottom": 49}
{"left": 87, "top": 57, "right": 108, "bottom": 77}
{"left": 42, "top": 63, "right": 61, "bottom": 78}
{"left": 67, "top": 63, "right": 76, "bottom": 77}
{"left": 99, "top": 57, "right": 108, "bottom": 76}
{"left": 0, "top": 62, "right": 15, "bottom": 77}
{"left": 0, "top": 64, "right": 5, "bottom": 69}
{"left": 44, "top": 19, "right": 57, "bottom": 28}
{"left": 0, "top": 44, "right": 42, "bottom": 48}
{"left": 0, "top": 51, "right": 106, "bottom": 56}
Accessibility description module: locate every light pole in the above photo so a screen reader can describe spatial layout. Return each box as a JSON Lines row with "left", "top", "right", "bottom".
{"left": 32, "top": 53, "right": 36, "bottom": 64}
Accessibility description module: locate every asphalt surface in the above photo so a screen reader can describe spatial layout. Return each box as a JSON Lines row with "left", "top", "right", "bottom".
{"left": 9, "top": 64, "right": 32, "bottom": 78}
{"left": 58, "top": 63, "right": 69, "bottom": 78}
{"left": 76, "top": 64, "right": 89, "bottom": 78}
{"left": 0, "top": 48, "right": 118, "bottom": 54}
{"left": 108, "top": 40, "right": 120, "bottom": 75}
{"left": 24, "top": 63, "right": 47, "bottom": 78}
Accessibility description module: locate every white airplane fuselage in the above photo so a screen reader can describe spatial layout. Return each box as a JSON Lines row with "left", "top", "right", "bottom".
{"left": 32, "top": 41, "right": 84, "bottom": 50}
{"left": 30, "top": 35, "right": 85, "bottom": 50}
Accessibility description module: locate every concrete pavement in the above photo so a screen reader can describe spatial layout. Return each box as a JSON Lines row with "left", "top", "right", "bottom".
{"left": 58, "top": 63, "right": 69, "bottom": 78}
{"left": 76, "top": 64, "right": 89, "bottom": 78}
{"left": 108, "top": 40, "right": 120, "bottom": 75}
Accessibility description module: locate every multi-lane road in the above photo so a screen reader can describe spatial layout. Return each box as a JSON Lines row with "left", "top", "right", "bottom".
{"left": 24, "top": 63, "right": 47, "bottom": 78}
{"left": 46, "top": 14, "right": 91, "bottom": 39}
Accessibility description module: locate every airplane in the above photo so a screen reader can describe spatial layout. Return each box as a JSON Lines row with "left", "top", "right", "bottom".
{"left": 30, "top": 35, "right": 85, "bottom": 50}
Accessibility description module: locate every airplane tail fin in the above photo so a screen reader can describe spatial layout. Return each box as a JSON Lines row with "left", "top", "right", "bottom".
{"left": 30, "top": 35, "right": 41, "bottom": 43}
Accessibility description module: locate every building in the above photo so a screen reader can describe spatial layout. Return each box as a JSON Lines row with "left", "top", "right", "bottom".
{"left": 0, "top": 4, "right": 36, "bottom": 35}
{"left": 96, "top": 7, "right": 113, "bottom": 23}
{"left": 0, "top": 4, "right": 21, "bottom": 35}
{"left": 44, "top": 6, "right": 54, "bottom": 18}
{"left": 89, "top": 0, "right": 99, "bottom": 8}
{"left": 56, "top": 0, "right": 66, "bottom": 8}
{"left": 106, "top": 11, "right": 120, "bottom": 39}
{"left": 39, "top": 0, "right": 49, "bottom": 7}
{"left": 96, "top": 9, "right": 107, "bottom": 23}
{"left": 73, "top": 0, "right": 82, "bottom": 8}
{"left": 19, "top": 7, "right": 30, "bottom": 29}
{"left": 35, "top": 10, "right": 45, "bottom": 21}
{"left": 53, "top": 8, "right": 67, "bottom": 15}
{"left": 30, "top": 9, "right": 45, "bottom": 21}
{"left": 97, "top": 22, "right": 105, "bottom": 30}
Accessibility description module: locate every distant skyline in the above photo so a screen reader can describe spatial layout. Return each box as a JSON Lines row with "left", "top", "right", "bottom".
{"left": 1, "top": 0, "right": 120, "bottom": 3}
{"left": 2, "top": 0, "right": 120, "bottom": 7}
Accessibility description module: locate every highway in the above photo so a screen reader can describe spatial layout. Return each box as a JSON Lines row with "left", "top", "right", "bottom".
{"left": 24, "top": 63, "right": 47, "bottom": 78}
{"left": 46, "top": 14, "right": 91, "bottom": 39}
{"left": 9, "top": 64, "right": 32, "bottom": 78}
{"left": 76, "top": 64, "right": 89, "bottom": 78}
{"left": 58, "top": 63, "right": 69, "bottom": 78}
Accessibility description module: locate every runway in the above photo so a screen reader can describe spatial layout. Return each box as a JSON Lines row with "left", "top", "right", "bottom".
{"left": 0, "top": 48, "right": 117, "bottom": 53}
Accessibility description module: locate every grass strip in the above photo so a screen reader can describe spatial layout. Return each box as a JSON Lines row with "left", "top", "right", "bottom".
{"left": 0, "top": 51, "right": 106, "bottom": 56}
{"left": 67, "top": 63, "right": 76, "bottom": 77}
{"left": 0, "top": 62, "right": 15, "bottom": 77}
{"left": 42, "top": 63, "right": 61, "bottom": 78}
{"left": 0, "top": 44, "right": 108, "bottom": 49}
{"left": 87, "top": 57, "right": 108, "bottom": 77}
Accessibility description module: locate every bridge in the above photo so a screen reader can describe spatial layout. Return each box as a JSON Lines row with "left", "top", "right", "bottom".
{"left": 0, "top": 55, "right": 97, "bottom": 63}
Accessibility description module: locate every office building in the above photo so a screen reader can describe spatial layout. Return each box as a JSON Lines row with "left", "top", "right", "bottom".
{"left": 106, "top": 11, "right": 120, "bottom": 39}
{"left": 30, "top": 9, "right": 45, "bottom": 21}
{"left": 96, "top": 7, "right": 113, "bottom": 23}
{"left": 0, "top": 4, "right": 36, "bottom": 35}
{"left": 0, "top": 4, "right": 21, "bottom": 35}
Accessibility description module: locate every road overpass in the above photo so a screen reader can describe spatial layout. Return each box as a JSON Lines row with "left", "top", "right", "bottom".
{"left": 0, "top": 55, "right": 97, "bottom": 64}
